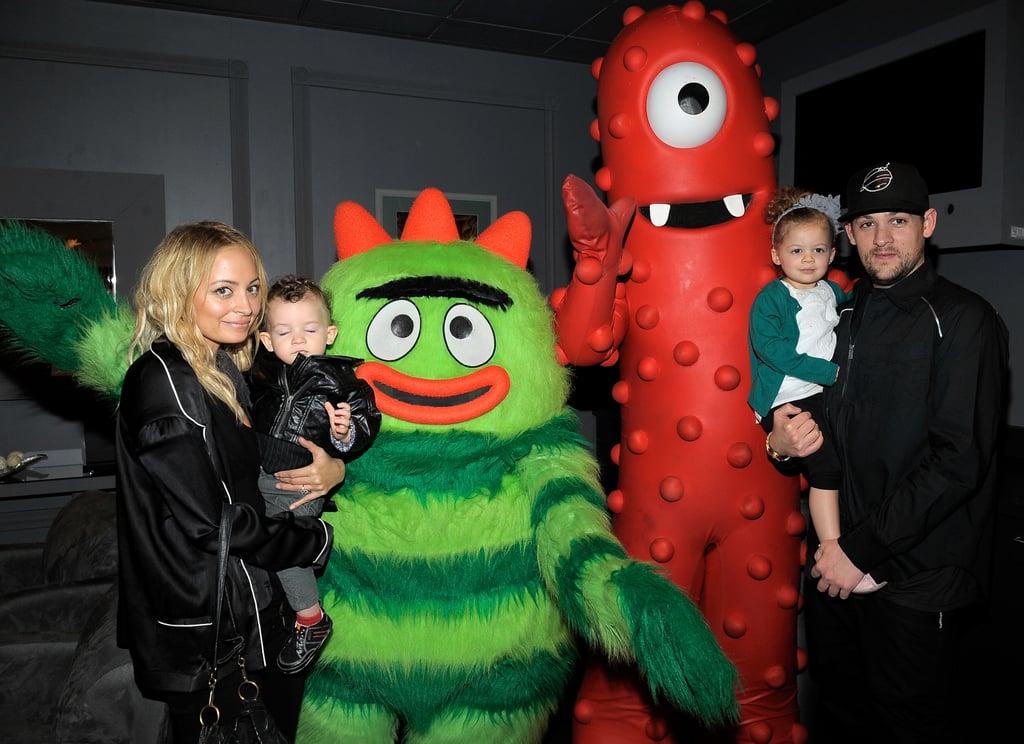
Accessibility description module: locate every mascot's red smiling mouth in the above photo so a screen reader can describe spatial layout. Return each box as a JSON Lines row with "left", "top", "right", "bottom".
{"left": 356, "top": 361, "right": 510, "bottom": 425}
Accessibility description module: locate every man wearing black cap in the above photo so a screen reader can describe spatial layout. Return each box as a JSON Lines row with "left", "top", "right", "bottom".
{"left": 766, "top": 162, "right": 1009, "bottom": 742}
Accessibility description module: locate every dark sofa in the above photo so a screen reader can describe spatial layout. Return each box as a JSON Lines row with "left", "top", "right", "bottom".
{"left": 0, "top": 489, "right": 169, "bottom": 742}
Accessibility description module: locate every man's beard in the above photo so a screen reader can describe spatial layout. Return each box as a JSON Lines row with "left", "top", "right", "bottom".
{"left": 863, "top": 254, "right": 923, "bottom": 287}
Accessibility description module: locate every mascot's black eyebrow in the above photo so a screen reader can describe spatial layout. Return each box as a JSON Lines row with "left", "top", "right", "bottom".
{"left": 357, "top": 276, "right": 513, "bottom": 310}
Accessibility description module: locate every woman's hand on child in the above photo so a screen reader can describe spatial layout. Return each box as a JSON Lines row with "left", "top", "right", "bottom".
{"left": 275, "top": 436, "right": 347, "bottom": 508}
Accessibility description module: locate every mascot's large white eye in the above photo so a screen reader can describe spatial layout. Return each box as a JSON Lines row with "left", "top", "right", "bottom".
{"left": 443, "top": 303, "right": 495, "bottom": 368}
{"left": 366, "top": 299, "right": 420, "bottom": 361}
{"left": 646, "top": 62, "right": 727, "bottom": 148}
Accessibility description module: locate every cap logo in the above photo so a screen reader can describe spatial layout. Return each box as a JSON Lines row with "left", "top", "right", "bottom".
{"left": 860, "top": 162, "right": 893, "bottom": 193}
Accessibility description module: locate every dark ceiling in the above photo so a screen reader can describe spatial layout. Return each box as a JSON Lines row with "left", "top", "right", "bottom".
{"left": 87, "top": 0, "right": 852, "bottom": 65}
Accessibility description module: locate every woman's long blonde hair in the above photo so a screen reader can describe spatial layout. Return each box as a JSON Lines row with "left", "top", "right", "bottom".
{"left": 128, "top": 221, "right": 267, "bottom": 422}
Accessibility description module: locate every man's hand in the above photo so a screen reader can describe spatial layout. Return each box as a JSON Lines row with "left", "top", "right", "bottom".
{"left": 810, "top": 538, "right": 865, "bottom": 600}
{"left": 274, "top": 436, "right": 347, "bottom": 509}
{"left": 770, "top": 403, "right": 824, "bottom": 458}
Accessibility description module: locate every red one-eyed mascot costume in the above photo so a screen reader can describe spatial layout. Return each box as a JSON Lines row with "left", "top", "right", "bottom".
{"left": 553, "top": 3, "right": 805, "bottom": 743}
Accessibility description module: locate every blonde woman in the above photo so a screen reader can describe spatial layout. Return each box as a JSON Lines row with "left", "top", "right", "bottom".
{"left": 115, "top": 221, "right": 343, "bottom": 742}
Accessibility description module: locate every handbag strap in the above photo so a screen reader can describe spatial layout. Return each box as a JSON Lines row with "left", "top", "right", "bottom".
{"left": 211, "top": 503, "right": 233, "bottom": 667}
{"left": 200, "top": 505, "right": 234, "bottom": 725}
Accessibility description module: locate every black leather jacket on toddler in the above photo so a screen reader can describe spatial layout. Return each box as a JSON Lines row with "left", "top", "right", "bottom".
{"left": 248, "top": 349, "right": 382, "bottom": 473}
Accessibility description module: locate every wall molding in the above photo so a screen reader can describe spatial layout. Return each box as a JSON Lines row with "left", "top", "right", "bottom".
{"left": 0, "top": 42, "right": 251, "bottom": 233}
{"left": 290, "top": 67, "right": 557, "bottom": 279}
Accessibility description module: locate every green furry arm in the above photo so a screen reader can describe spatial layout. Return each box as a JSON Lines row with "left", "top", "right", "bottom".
{"left": 543, "top": 502, "right": 739, "bottom": 726}
{"left": 525, "top": 437, "right": 739, "bottom": 728}
{"left": 0, "top": 219, "right": 128, "bottom": 396}
{"left": 611, "top": 561, "right": 739, "bottom": 726}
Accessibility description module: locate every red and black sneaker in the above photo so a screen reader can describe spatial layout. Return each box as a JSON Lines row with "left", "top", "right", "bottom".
{"left": 277, "top": 611, "right": 333, "bottom": 674}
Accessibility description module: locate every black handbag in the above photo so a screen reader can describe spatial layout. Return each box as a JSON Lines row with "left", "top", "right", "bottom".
{"left": 198, "top": 507, "right": 290, "bottom": 744}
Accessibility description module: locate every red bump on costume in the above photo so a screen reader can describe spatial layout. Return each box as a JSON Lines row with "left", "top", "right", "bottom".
{"left": 645, "top": 717, "right": 669, "bottom": 740}
{"left": 576, "top": 256, "right": 604, "bottom": 284}
{"left": 630, "top": 258, "right": 651, "bottom": 283}
{"left": 748, "top": 721, "right": 774, "bottom": 744}
{"left": 659, "top": 476, "right": 684, "bottom": 502}
{"left": 707, "top": 286, "right": 734, "bottom": 312}
{"left": 676, "top": 416, "right": 702, "bottom": 441}
{"left": 727, "top": 441, "right": 753, "bottom": 468}
{"left": 792, "top": 722, "right": 810, "bottom": 744}
{"left": 739, "top": 494, "right": 766, "bottom": 520}
{"left": 611, "top": 379, "right": 630, "bottom": 404}
{"left": 723, "top": 611, "right": 748, "bottom": 639}
{"left": 747, "top": 554, "right": 772, "bottom": 581}
{"left": 627, "top": 429, "right": 650, "bottom": 454}
{"left": 637, "top": 356, "right": 660, "bottom": 381}
{"left": 786, "top": 510, "right": 807, "bottom": 536}
{"left": 764, "top": 664, "right": 788, "bottom": 689}
{"left": 588, "top": 325, "right": 614, "bottom": 352}
{"left": 623, "top": 6, "right": 646, "bottom": 25}
{"left": 754, "top": 131, "right": 776, "bottom": 157}
{"left": 607, "top": 112, "right": 630, "bottom": 139}
{"left": 623, "top": 46, "right": 647, "bottom": 71}
{"left": 673, "top": 340, "right": 699, "bottom": 366}
{"left": 736, "top": 42, "right": 757, "bottom": 66}
{"left": 757, "top": 264, "right": 781, "bottom": 288}
{"left": 549, "top": 286, "right": 566, "bottom": 309}
{"left": 573, "top": 698, "right": 595, "bottom": 724}
{"left": 649, "top": 537, "right": 675, "bottom": 563}
{"left": 635, "top": 305, "right": 660, "bottom": 329}
{"left": 682, "top": 0, "right": 706, "bottom": 21}
{"left": 715, "top": 364, "right": 741, "bottom": 390}
{"left": 776, "top": 583, "right": 800, "bottom": 609}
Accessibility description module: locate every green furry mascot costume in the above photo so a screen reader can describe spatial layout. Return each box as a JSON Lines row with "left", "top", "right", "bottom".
{"left": 0, "top": 192, "right": 737, "bottom": 743}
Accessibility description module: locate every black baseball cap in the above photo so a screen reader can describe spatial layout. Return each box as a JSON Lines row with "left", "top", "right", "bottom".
{"left": 839, "top": 162, "right": 930, "bottom": 222}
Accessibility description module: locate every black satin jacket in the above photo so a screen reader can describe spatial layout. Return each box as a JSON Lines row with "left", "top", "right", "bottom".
{"left": 247, "top": 349, "right": 381, "bottom": 472}
{"left": 115, "top": 340, "right": 333, "bottom": 694}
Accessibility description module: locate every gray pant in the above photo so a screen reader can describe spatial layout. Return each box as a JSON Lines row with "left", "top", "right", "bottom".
{"left": 260, "top": 469, "right": 322, "bottom": 613}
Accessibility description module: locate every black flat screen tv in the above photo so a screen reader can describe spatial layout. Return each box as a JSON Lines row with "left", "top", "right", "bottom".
{"left": 780, "top": 0, "right": 1023, "bottom": 249}
{"left": 792, "top": 31, "right": 983, "bottom": 198}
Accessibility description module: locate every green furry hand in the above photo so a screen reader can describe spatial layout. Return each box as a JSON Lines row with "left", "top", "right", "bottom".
{"left": 614, "top": 562, "right": 740, "bottom": 727}
{"left": 0, "top": 219, "right": 131, "bottom": 395}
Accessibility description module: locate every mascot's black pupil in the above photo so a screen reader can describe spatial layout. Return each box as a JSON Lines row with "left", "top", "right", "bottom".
{"left": 678, "top": 83, "right": 709, "bottom": 115}
{"left": 449, "top": 316, "right": 472, "bottom": 340}
{"left": 391, "top": 315, "right": 415, "bottom": 338}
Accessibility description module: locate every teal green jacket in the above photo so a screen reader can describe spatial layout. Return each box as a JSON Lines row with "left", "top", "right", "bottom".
{"left": 747, "top": 278, "right": 850, "bottom": 418}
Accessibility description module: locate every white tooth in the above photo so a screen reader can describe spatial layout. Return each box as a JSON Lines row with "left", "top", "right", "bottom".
{"left": 724, "top": 194, "right": 745, "bottom": 217}
{"left": 649, "top": 203, "right": 670, "bottom": 227}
